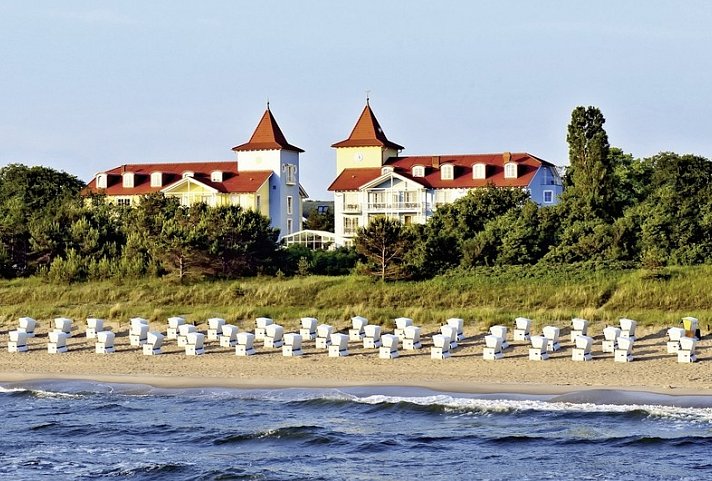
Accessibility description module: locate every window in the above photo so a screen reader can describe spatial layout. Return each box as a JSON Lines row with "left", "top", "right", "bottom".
{"left": 343, "top": 217, "right": 359, "bottom": 235}
{"left": 122, "top": 172, "right": 134, "bottom": 188}
{"left": 441, "top": 164, "right": 454, "bottom": 180}
{"left": 284, "top": 164, "right": 297, "bottom": 185}
{"left": 543, "top": 190, "right": 554, "bottom": 204}
{"left": 473, "top": 163, "right": 487, "bottom": 180}
{"left": 412, "top": 165, "right": 425, "bottom": 177}
{"left": 211, "top": 171, "right": 223, "bottom": 182}
{"left": 504, "top": 163, "right": 518, "bottom": 179}
{"left": 287, "top": 218, "right": 293, "bottom": 235}
{"left": 381, "top": 166, "right": 393, "bottom": 175}
{"left": 96, "top": 174, "right": 107, "bottom": 189}
{"left": 117, "top": 198, "right": 131, "bottom": 206}
{"left": 256, "top": 195, "right": 261, "bottom": 212}
{"left": 287, "top": 196, "right": 293, "bottom": 215}
{"left": 403, "top": 215, "right": 412, "bottom": 225}
{"left": 150, "top": 172, "right": 163, "bottom": 187}
{"left": 182, "top": 171, "right": 194, "bottom": 179}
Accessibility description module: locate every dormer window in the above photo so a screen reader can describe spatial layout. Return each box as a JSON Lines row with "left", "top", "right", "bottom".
{"left": 381, "top": 166, "right": 393, "bottom": 175}
{"left": 182, "top": 171, "right": 194, "bottom": 179}
{"left": 122, "top": 172, "right": 134, "bottom": 188}
{"left": 412, "top": 165, "right": 425, "bottom": 177}
{"left": 96, "top": 173, "right": 107, "bottom": 189}
{"left": 441, "top": 164, "right": 454, "bottom": 180}
{"left": 473, "top": 163, "right": 487, "bottom": 180}
{"left": 211, "top": 171, "right": 223, "bottom": 182}
{"left": 504, "top": 162, "right": 518, "bottom": 179}
{"left": 150, "top": 172, "right": 163, "bottom": 188}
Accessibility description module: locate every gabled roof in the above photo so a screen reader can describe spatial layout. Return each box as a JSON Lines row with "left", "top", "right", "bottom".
{"left": 328, "top": 153, "right": 552, "bottom": 191}
{"left": 84, "top": 161, "right": 272, "bottom": 195}
{"left": 331, "top": 103, "right": 404, "bottom": 150}
{"left": 232, "top": 108, "right": 304, "bottom": 153}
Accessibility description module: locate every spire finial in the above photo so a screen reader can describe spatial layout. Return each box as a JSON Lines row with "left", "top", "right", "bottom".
{"left": 366, "top": 90, "right": 370, "bottom": 106}
{"left": 266, "top": 97, "right": 270, "bottom": 111}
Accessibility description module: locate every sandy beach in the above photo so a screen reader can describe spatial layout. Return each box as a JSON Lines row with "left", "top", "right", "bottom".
{"left": 1, "top": 320, "right": 710, "bottom": 396}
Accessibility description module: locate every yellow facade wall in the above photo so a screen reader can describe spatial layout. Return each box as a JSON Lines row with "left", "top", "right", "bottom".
{"left": 335, "top": 146, "right": 399, "bottom": 175}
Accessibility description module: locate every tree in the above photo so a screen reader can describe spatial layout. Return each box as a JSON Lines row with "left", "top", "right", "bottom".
{"left": 355, "top": 217, "right": 411, "bottom": 281}
{"left": 303, "top": 208, "right": 335, "bottom": 232}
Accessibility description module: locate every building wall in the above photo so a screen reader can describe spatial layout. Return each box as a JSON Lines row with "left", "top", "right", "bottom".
{"left": 527, "top": 165, "right": 563, "bottom": 206}
{"left": 335, "top": 146, "right": 399, "bottom": 176}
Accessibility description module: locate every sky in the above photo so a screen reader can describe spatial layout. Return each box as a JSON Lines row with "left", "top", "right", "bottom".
{"left": 1, "top": 0, "right": 711, "bottom": 199}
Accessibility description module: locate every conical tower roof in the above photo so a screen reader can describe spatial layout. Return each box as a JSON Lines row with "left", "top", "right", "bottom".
{"left": 331, "top": 103, "right": 404, "bottom": 150}
{"left": 232, "top": 108, "right": 304, "bottom": 153}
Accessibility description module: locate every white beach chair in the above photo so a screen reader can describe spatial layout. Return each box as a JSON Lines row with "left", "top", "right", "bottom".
{"left": 667, "top": 327, "right": 685, "bottom": 354}
{"left": 95, "top": 331, "right": 115, "bottom": 354}
{"left": 542, "top": 326, "right": 561, "bottom": 352}
{"left": 489, "top": 325, "right": 509, "bottom": 349}
{"left": 379, "top": 334, "right": 399, "bottom": 359}
{"left": 8, "top": 330, "right": 28, "bottom": 353}
{"left": 483, "top": 335, "right": 504, "bottom": 360}
{"left": 143, "top": 332, "right": 164, "bottom": 355}
{"left": 207, "top": 318, "right": 226, "bottom": 341}
{"left": 678, "top": 337, "right": 697, "bottom": 363}
{"left": 18, "top": 317, "right": 36, "bottom": 337}
{"left": 619, "top": 318, "right": 637, "bottom": 341}
{"left": 363, "top": 324, "right": 382, "bottom": 349}
{"left": 185, "top": 332, "right": 205, "bottom": 356}
{"left": 513, "top": 317, "right": 531, "bottom": 342}
{"left": 328, "top": 333, "right": 349, "bottom": 357}
{"left": 528, "top": 335, "right": 549, "bottom": 361}
{"left": 614, "top": 337, "right": 634, "bottom": 363}
{"left": 48, "top": 331, "right": 68, "bottom": 353}
{"left": 255, "top": 317, "right": 273, "bottom": 341}
{"left": 446, "top": 318, "right": 465, "bottom": 341}
{"left": 403, "top": 326, "right": 422, "bottom": 350}
{"left": 85, "top": 317, "right": 104, "bottom": 339}
{"left": 315, "top": 324, "right": 333, "bottom": 349}
{"left": 235, "top": 332, "right": 256, "bottom": 356}
{"left": 264, "top": 324, "right": 284, "bottom": 348}
{"left": 299, "top": 317, "right": 318, "bottom": 341}
{"left": 440, "top": 325, "right": 458, "bottom": 349}
{"left": 220, "top": 324, "right": 239, "bottom": 348}
{"left": 349, "top": 316, "right": 368, "bottom": 341}
{"left": 682, "top": 317, "right": 699, "bottom": 340}
{"left": 53, "top": 317, "right": 73, "bottom": 337}
{"left": 177, "top": 324, "right": 197, "bottom": 347}
{"left": 431, "top": 334, "right": 451, "bottom": 359}
{"left": 394, "top": 317, "right": 413, "bottom": 340}
{"left": 167, "top": 316, "right": 185, "bottom": 340}
{"left": 572, "top": 335, "right": 593, "bottom": 361}
{"left": 129, "top": 318, "right": 149, "bottom": 346}
{"left": 602, "top": 326, "right": 621, "bottom": 353}
{"left": 282, "top": 333, "right": 303, "bottom": 357}
{"left": 571, "top": 318, "right": 589, "bottom": 342}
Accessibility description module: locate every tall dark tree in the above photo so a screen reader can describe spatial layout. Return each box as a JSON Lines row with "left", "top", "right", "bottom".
{"left": 355, "top": 217, "right": 411, "bottom": 281}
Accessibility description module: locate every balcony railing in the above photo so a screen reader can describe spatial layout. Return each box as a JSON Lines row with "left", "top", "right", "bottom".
{"left": 343, "top": 228, "right": 359, "bottom": 236}
{"left": 367, "top": 202, "right": 422, "bottom": 211}
{"left": 343, "top": 203, "right": 361, "bottom": 213}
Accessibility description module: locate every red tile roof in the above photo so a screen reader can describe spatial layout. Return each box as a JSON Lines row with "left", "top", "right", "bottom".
{"left": 84, "top": 161, "right": 272, "bottom": 195}
{"left": 328, "top": 153, "right": 550, "bottom": 191}
{"left": 232, "top": 108, "right": 304, "bottom": 153}
{"left": 331, "top": 103, "right": 404, "bottom": 150}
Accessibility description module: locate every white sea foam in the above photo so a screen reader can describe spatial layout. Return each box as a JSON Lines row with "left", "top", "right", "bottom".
{"left": 0, "top": 385, "right": 82, "bottom": 399}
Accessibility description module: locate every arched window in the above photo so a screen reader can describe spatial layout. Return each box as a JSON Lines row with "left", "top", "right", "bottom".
{"left": 150, "top": 172, "right": 163, "bottom": 187}
{"left": 182, "top": 171, "right": 194, "bottom": 179}
{"left": 504, "top": 163, "right": 518, "bottom": 179}
{"left": 122, "top": 172, "right": 134, "bottom": 188}
{"left": 441, "top": 164, "right": 454, "bottom": 180}
{"left": 211, "top": 171, "right": 223, "bottom": 182}
{"left": 381, "top": 166, "right": 394, "bottom": 175}
{"left": 412, "top": 165, "right": 425, "bottom": 177}
{"left": 96, "top": 173, "right": 107, "bottom": 189}
{"left": 473, "top": 163, "right": 487, "bottom": 179}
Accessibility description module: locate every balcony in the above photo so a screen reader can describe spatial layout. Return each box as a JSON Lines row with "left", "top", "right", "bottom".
{"left": 343, "top": 203, "right": 361, "bottom": 213}
{"left": 343, "top": 228, "right": 359, "bottom": 236}
{"left": 367, "top": 202, "right": 422, "bottom": 212}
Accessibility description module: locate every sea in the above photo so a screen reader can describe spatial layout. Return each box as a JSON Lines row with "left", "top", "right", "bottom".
{"left": 1, "top": 382, "right": 711, "bottom": 480}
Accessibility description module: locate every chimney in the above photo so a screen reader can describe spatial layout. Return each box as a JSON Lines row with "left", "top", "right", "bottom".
{"left": 432, "top": 155, "right": 440, "bottom": 169}
{"left": 503, "top": 152, "right": 512, "bottom": 163}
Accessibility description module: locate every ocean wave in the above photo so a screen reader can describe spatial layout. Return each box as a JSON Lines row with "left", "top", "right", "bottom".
{"left": 0, "top": 385, "right": 83, "bottom": 399}
{"left": 211, "top": 425, "right": 333, "bottom": 446}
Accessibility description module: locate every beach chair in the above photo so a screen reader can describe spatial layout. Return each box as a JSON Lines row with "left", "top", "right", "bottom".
{"left": 379, "top": 334, "right": 399, "bottom": 359}
{"left": 619, "top": 318, "right": 637, "bottom": 341}
{"left": 513, "top": 317, "right": 531, "bottom": 342}
{"left": 255, "top": 317, "right": 273, "bottom": 341}
{"left": 403, "top": 326, "right": 422, "bottom": 350}
{"left": 542, "top": 326, "right": 561, "bottom": 352}
{"left": 264, "top": 324, "right": 284, "bottom": 348}
{"left": 446, "top": 318, "right": 465, "bottom": 341}
{"left": 85, "top": 317, "right": 104, "bottom": 339}
{"left": 667, "top": 327, "right": 685, "bottom": 354}
{"left": 440, "top": 325, "right": 458, "bottom": 349}
{"left": 185, "top": 332, "right": 205, "bottom": 356}
{"left": 143, "top": 332, "right": 163, "bottom": 355}
{"left": 8, "top": 330, "right": 28, "bottom": 353}
{"left": 315, "top": 324, "right": 333, "bottom": 349}
{"left": 431, "top": 334, "right": 451, "bottom": 359}
{"left": 528, "top": 335, "right": 549, "bottom": 361}
{"left": 167, "top": 316, "right": 185, "bottom": 340}
{"left": 299, "top": 317, "right": 318, "bottom": 341}
{"left": 220, "top": 324, "right": 239, "bottom": 348}
{"left": 614, "top": 337, "right": 634, "bottom": 363}
{"left": 394, "top": 317, "right": 413, "bottom": 340}
{"left": 682, "top": 317, "right": 699, "bottom": 340}
{"left": 572, "top": 335, "right": 593, "bottom": 361}
{"left": 328, "top": 333, "right": 349, "bottom": 357}
{"left": 53, "top": 317, "right": 73, "bottom": 337}
{"left": 95, "top": 331, "right": 115, "bottom": 354}
{"left": 129, "top": 318, "right": 149, "bottom": 347}
{"left": 349, "top": 316, "right": 368, "bottom": 341}
{"left": 235, "top": 332, "right": 256, "bottom": 356}
{"left": 571, "top": 318, "right": 589, "bottom": 342}
{"left": 602, "top": 326, "right": 621, "bottom": 353}
{"left": 18, "top": 317, "right": 36, "bottom": 337}
{"left": 207, "top": 318, "right": 226, "bottom": 341}
{"left": 483, "top": 335, "right": 504, "bottom": 360}
{"left": 177, "top": 324, "right": 197, "bottom": 347}
{"left": 490, "top": 325, "right": 509, "bottom": 349}
{"left": 363, "top": 324, "right": 382, "bottom": 349}
{"left": 282, "top": 333, "right": 303, "bottom": 357}
{"left": 48, "top": 331, "right": 68, "bottom": 353}
{"left": 677, "top": 337, "right": 697, "bottom": 363}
